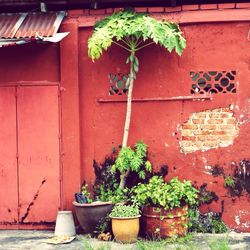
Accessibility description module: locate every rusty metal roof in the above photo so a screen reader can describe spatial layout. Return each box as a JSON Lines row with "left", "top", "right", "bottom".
{"left": 0, "top": 11, "right": 65, "bottom": 39}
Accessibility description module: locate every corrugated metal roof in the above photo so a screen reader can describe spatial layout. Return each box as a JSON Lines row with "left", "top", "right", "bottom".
{"left": 0, "top": 11, "right": 65, "bottom": 39}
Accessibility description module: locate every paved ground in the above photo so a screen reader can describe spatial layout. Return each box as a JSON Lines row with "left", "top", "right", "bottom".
{"left": 0, "top": 230, "right": 249, "bottom": 250}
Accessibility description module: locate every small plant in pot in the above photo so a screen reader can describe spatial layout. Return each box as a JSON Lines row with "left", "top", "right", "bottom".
{"left": 131, "top": 176, "right": 199, "bottom": 238}
{"left": 109, "top": 205, "right": 141, "bottom": 243}
{"left": 73, "top": 183, "right": 114, "bottom": 234}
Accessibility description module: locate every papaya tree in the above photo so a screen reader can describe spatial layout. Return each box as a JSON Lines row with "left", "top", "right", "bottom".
{"left": 88, "top": 10, "right": 186, "bottom": 188}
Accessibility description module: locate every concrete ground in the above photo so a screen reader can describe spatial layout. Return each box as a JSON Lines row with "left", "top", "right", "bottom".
{"left": 0, "top": 230, "right": 249, "bottom": 250}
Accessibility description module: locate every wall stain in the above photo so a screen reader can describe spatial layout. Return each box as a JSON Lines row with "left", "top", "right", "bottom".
{"left": 20, "top": 178, "right": 46, "bottom": 223}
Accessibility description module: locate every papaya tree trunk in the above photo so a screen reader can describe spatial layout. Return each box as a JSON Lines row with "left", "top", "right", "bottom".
{"left": 119, "top": 53, "right": 135, "bottom": 189}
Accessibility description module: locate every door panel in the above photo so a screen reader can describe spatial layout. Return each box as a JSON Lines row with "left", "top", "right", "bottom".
{"left": 0, "top": 87, "right": 18, "bottom": 223}
{"left": 17, "top": 86, "right": 60, "bottom": 223}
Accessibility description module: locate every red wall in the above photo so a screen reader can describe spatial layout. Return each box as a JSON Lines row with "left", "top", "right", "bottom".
{"left": 0, "top": 4, "right": 249, "bottom": 231}
{"left": 78, "top": 18, "right": 250, "bottom": 231}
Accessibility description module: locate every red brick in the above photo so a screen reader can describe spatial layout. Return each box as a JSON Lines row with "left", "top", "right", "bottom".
{"left": 192, "top": 119, "right": 205, "bottom": 124}
{"left": 200, "top": 4, "right": 218, "bottom": 10}
{"left": 197, "top": 135, "right": 207, "bottom": 141}
{"left": 182, "top": 136, "right": 196, "bottom": 141}
{"left": 113, "top": 8, "right": 124, "bottom": 13}
{"left": 218, "top": 3, "right": 235, "bottom": 9}
{"left": 134, "top": 7, "right": 148, "bottom": 13}
{"left": 209, "top": 113, "right": 220, "bottom": 118}
{"left": 217, "top": 125, "right": 235, "bottom": 130}
{"left": 226, "top": 118, "right": 237, "bottom": 124}
{"left": 207, "top": 119, "right": 224, "bottom": 124}
{"left": 68, "top": 9, "right": 84, "bottom": 16}
{"left": 148, "top": 7, "right": 165, "bottom": 13}
{"left": 82, "top": 9, "right": 90, "bottom": 14}
{"left": 181, "top": 130, "right": 193, "bottom": 136}
{"left": 182, "top": 5, "right": 199, "bottom": 11}
{"left": 220, "top": 113, "right": 233, "bottom": 118}
{"left": 200, "top": 125, "right": 217, "bottom": 130}
{"left": 211, "top": 131, "right": 227, "bottom": 135}
{"left": 106, "top": 8, "right": 114, "bottom": 14}
{"left": 206, "top": 136, "right": 220, "bottom": 141}
{"left": 203, "top": 141, "right": 218, "bottom": 147}
{"left": 89, "top": 9, "right": 106, "bottom": 15}
{"left": 164, "top": 6, "right": 182, "bottom": 12}
{"left": 194, "top": 113, "right": 207, "bottom": 118}
{"left": 220, "top": 136, "right": 234, "bottom": 141}
{"left": 236, "top": 3, "right": 250, "bottom": 8}
{"left": 182, "top": 124, "right": 198, "bottom": 130}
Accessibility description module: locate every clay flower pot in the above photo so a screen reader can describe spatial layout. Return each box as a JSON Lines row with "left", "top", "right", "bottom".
{"left": 110, "top": 215, "right": 141, "bottom": 243}
{"left": 142, "top": 205, "right": 188, "bottom": 238}
{"left": 73, "top": 201, "right": 113, "bottom": 234}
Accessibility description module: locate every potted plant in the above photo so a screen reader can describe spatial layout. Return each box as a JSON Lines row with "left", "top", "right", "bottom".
{"left": 109, "top": 205, "right": 141, "bottom": 243}
{"left": 131, "top": 176, "right": 199, "bottom": 238}
{"left": 73, "top": 183, "right": 113, "bottom": 234}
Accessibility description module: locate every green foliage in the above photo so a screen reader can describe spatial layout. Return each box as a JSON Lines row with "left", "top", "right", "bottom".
{"left": 81, "top": 183, "right": 93, "bottom": 203}
{"left": 109, "top": 205, "right": 140, "bottom": 218}
{"left": 224, "top": 176, "right": 235, "bottom": 188}
{"left": 88, "top": 9, "right": 186, "bottom": 61}
{"left": 131, "top": 176, "right": 198, "bottom": 209}
{"left": 188, "top": 208, "right": 228, "bottom": 233}
{"left": 93, "top": 157, "right": 127, "bottom": 203}
{"left": 98, "top": 185, "right": 128, "bottom": 203}
{"left": 112, "top": 140, "right": 152, "bottom": 180}
{"left": 211, "top": 218, "right": 228, "bottom": 233}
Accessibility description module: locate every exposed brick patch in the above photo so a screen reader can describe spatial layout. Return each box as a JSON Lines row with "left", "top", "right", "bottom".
{"left": 218, "top": 3, "right": 236, "bottom": 9}
{"left": 200, "top": 4, "right": 218, "bottom": 10}
{"left": 180, "top": 107, "right": 239, "bottom": 153}
{"left": 182, "top": 5, "right": 199, "bottom": 11}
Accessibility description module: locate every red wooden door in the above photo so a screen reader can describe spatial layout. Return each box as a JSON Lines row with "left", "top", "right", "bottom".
{"left": 17, "top": 86, "right": 60, "bottom": 223}
{"left": 0, "top": 87, "right": 18, "bottom": 223}
{"left": 0, "top": 85, "right": 60, "bottom": 225}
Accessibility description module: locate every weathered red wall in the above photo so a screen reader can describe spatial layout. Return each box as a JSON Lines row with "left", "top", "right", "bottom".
{"left": 0, "top": 43, "right": 60, "bottom": 82}
{"left": 78, "top": 14, "right": 250, "bottom": 231}
{"left": 0, "top": 4, "right": 249, "bottom": 231}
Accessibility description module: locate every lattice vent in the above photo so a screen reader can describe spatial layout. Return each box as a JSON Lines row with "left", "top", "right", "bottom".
{"left": 109, "top": 73, "right": 129, "bottom": 95}
{"left": 190, "top": 71, "right": 237, "bottom": 94}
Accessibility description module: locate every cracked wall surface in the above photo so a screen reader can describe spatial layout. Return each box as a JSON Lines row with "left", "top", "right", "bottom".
{"left": 180, "top": 107, "right": 239, "bottom": 153}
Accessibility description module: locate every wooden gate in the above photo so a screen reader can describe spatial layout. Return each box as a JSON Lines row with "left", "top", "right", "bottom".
{"left": 0, "top": 85, "right": 60, "bottom": 226}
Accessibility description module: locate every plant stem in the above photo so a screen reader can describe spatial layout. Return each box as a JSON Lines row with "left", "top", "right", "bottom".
{"left": 112, "top": 40, "right": 131, "bottom": 52}
{"left": 119, "top": 51, "right": 136, "bottom": 189}
{"left": 135, "top": 41, "right": 155, "bottom": 51}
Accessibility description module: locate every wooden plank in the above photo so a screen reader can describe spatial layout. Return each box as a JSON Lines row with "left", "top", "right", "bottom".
{"left": 17, "top": 86, "right": 60, "bottom": 223}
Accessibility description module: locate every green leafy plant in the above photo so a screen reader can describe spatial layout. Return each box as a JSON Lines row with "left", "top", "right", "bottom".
{"left": 188, "top": 208, "right": 228, "bottom": 233}
{"left": 81, "top": 183, "right": 93, "bottom": 203}
{"left": 224, "top": 176, "right": 235, "bottom": 188}
{"left": 112, "top": 140, "right": 152, "bottom": 188}
{"left": 131, "top": 176, "right": 198, "bottom": 209}
{"left": 88, "top": 9, "right": 186, "bottom": 189}
{"left": 109, "top": 205, "right": 140, "bottom": 218}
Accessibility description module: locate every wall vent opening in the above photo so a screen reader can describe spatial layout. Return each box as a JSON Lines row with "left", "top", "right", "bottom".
{"left": 109, "top": 73, "right": 129, "bottom": 95}
{"left": 190, "top": 71, "right": 237, "bottom": 94}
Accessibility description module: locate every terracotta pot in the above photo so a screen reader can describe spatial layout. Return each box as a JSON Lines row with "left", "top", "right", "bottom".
{"left": 110, "top": 215, "right": 141, "bottom": 243}
{"left": 142, "top": 205, "right": 188, "bottom": 238}
{"left": 73, "top": 201, "right": 113, "bottom": 234}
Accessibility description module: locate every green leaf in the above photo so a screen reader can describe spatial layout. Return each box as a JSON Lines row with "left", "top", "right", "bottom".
{"left": 88, "top": 10, "right": 186, "bottom": 60}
